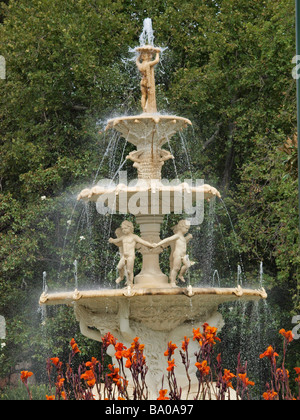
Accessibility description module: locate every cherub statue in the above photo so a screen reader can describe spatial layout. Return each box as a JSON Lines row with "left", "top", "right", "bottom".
{"left": 109, "top": 221, "right": 156, "bottom": 287}
{"left": 136, "top": 47, "right": 160, "bottom": 113}
{"left": 155, "top": 220, "right": 193, "bottom": 286}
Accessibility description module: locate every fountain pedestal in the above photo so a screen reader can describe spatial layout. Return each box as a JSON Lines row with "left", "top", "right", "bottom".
{"left": 135, "top": 215, "right": 169, "bottom": 288}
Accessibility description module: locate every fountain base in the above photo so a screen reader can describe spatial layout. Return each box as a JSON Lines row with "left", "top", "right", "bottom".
{"left": 40, "top": 286, "right": 267, "bottom": 399}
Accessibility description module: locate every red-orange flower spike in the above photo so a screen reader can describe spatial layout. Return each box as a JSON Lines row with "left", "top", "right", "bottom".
{"left": 203, "top": 323, "right": 221, "bottom": 345}
{"left": 182, "top": 336, "right": 190, "bottom": 352}
{"left": 195, "top": 360, "right": 210, "bottom": 377}
{"left": 279, "top": 329, "right": 294, "bottom": 343}
{"left": 259, "top": 346, "right": 279, "bottom": 361}
{"left": 102, "top": 332, "right": 116, "bottom": 349}
{"left": 20, "top": 371, "right": 33, "bottom": 384}
{"left": 70, "top": 338, "right": 81, "bottom": 354}
{"left": 238, "top": 373, "right": 255, "bottom": 387}
{"left": 115, "top": 342, "right": 127, "bottom": 360}
{"left": 193, "top": 328, "right": 204, "bottom": 344}
{"left": 81, "top": 370, "right": 96, "bottom": 387}
{"left": 167, "top": 359, "right": 176, "bottom": 372}
{"left": 50, "top": 357, "right": 60, "bottom": 367}
{"left": 223, "top": 369, "right": 236, "bottom": 390}
{"left": 125, "top": 358, "right": 132, "bottom": 369}
{"left": 46, "top": 395, "right": 55, "bottom": 400}
{"left": 107, "top": 364, "right": 121, "bottom": 382}
{"left": 157, "top": 389, "right": 170, "bottom": 400}
{"left": 164, "top": 341, "right": 178, "bottom": 357}
{"left": 263, "top": 389, "right": 278, "bottom": 400}
{"left": 55, "top": 376, "right": 65, "bottom": 389}
{"left": 86, "top": 357, "right": 99, "bottom": 369}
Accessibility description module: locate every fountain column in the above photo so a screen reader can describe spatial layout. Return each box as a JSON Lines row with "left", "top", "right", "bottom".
{"left": 134, "top": 215, "right": 169, "bottom": 287}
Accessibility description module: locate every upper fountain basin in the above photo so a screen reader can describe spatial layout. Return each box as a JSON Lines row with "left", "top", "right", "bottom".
{"left": 105, "top": 114, "right": 192, "bottom": 148}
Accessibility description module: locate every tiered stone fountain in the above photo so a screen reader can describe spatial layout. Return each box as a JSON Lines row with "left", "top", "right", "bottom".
{"left": 40, "top": 20, "right": 267, "bottom": 399}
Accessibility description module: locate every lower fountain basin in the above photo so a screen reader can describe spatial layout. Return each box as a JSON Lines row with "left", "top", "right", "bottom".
{"left": 40, "top": 286, "right": 267, "bottom": 332}
{"left": 39, "top": 286, "right": 267, "bottom": 398}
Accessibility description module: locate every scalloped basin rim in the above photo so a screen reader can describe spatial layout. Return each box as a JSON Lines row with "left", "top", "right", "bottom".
{"left": 40, "top": 286, "right": 267, "bottom": 306}
{"left": 106, "top": 114, "right": 193, "bottom": 129}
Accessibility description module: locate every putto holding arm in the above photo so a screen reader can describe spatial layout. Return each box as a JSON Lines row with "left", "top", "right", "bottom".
{"left": 109, "top": 221, "right": 156, "bottom": 287}
{"left": 155, "top": 220, "right": 193, "bottom": 287}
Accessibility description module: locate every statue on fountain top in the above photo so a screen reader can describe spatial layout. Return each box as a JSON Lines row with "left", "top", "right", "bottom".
{"left": 109, "top": 221, "right": 156, "bottom": 287}
{"left": 136, "top": 46, "right": 161, "bottom": 114}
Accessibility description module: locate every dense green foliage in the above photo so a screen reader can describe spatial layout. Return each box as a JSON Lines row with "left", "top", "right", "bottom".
{"left": 0, "top": 0, "right": 299, "bottom": 389}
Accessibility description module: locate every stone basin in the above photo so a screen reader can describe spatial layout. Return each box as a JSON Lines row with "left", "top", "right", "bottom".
{"left": 105, "top": 114, "right": 192, "bottom": 148}
{"left": 39, "top": 286, "right": 267, "bottom": 398}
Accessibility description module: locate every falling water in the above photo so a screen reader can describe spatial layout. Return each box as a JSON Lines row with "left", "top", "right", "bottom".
{"left": 166, "top": 135, "right": 179, "bottom": 178}
{"left": 216, "top": 215, "right": 234, "bottom": 283}
{"left": 219, "top": 198, "right": 246, "bottom": 284}
{"left": 212, "top": 269, "right": 221, "bottom": 288}
{"left": 40, "top": 271, "right": 48, "bottom": 324}
{"left": 57, "top": 200, "right": 79, "bottom": 282}
{"left": 203, "top": 197, "right": 216, "bottom": 284}
{"left": 178, "top": 132, "right": 193, "bottom": 179}
{"left": 139, "top": 18, "right": 155, "bottom": 46}
{"left": 259, "top": 261, "right": 264, "bottom": 288}
{"left": 43, "top": 271, "right": 48, "bottom": 294}
{"left": 93, "top": 131, "right": 120, "bottom": 185}
{"left": 237, "top": 264, "right": 242, "bottom": 287}
{"left": 74, "top": 260, "right": 78, "bottom": 289}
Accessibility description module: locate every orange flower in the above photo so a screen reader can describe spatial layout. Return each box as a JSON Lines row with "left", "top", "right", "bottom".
{"left": 259, "top": 346, "right": 279, "bottom": 361}
{"left": 86, "top": 357, "right": 99, "bottom": 370}
{"left": 125, "top": 358, "right": 132, "bottom": 369}
{"left": 222, "top": 369, "right": 236, "bottom": 390}
{"left": 279, "top": 329, "right": 294, "bottom": 343}
{"left": 81, "top": 369, "right": 96, "bottom": 387}
{"left": 102, "top": 332, "right": 116, "bottom": 349}
{"left": 238, "top": 373, "right": 255, "bottom": 387}
{"left": 50, "top": 357, "right": 60, "bottom": 367}
{"left": 20, "top": 371, "right": 33, "bottom": 384}
{"left": 46, "top": 395, "right": 55, "bottom": 400}
{"left": 107, "top": 364, "right": 120, "bottom": 382}
{"left": 203, "top": 323, "right": 221, "bottom": 345}
{"left": 157, "top": 389, "right": 170, "bottom": 400}
{"left": 193, "top": 328, "right": 204, "bottom": 343}
{"left": 167, "top": 359, "right": 176, "bottom": 372}
{"left": 70, "top": 338, "right": 81, "bottom": 354}
{"left": 181, "top": 336, "right": 190, "bottom": 352}
{"left": 263, "top": 389, "right": 278, "bottom": 400}
{"left": 55, "top": 376, "right": 65, "bottom": 389}
{"left": 115, "top": 342, "right": 127, "bottom": 360}
{"left": 132, "top": 337, "right": 140, "bottom": 346}
{"left": 195, "top": 360, "right": 210, "bottom": 377}
{"left": 164, "top": 341, "right": 178, "bottom": 357}
{"left": 193, "top": 324, "right": 221, "bottom": 347}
